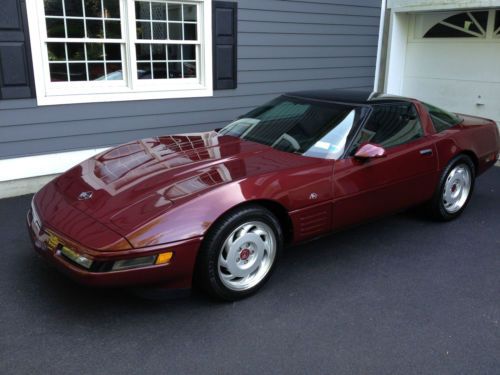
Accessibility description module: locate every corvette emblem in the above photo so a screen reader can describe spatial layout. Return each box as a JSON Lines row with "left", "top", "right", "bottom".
{"left": 78, "top": 191, "right": 93, "bottom": 201}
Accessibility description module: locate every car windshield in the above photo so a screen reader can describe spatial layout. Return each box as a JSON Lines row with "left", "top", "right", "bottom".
{"left": 219, "top": 96, "right": 367, "bottom": 159}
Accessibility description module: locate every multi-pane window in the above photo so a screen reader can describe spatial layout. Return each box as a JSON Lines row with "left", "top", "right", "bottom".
{"left": 417, "top": 10, "right": 500, "bottom": 40}
{"left": 495, "top": 10, "right": 500, "bottom": 38}
{"left": 44, "top": 0, "right": 124, "bottom": 82}
{"left": 134, "top": 1, "right": 198, "bottom": 80}
{"left": 32, "top": 0, "right": 211, "bottom": 104}
{"left": 423, "top": 11, "right": 488, "bottom": 38}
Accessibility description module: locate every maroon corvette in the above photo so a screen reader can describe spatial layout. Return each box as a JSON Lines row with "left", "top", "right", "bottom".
{"left": 27, "top": 90, "right": 500, "bottom": 300}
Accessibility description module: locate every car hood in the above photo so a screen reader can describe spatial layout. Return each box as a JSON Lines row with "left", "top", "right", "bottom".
{"left": 53, "top": 132, "right": 296, "bottom": 238}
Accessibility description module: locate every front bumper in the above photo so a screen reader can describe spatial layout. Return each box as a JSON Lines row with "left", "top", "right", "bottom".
{"left": 27, "top": 208, "right": 202, "bottom": 289}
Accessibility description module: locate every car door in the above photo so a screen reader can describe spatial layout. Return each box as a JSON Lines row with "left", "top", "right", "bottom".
{"left": 331, "top": 102, "right": 439, "bottom": 230}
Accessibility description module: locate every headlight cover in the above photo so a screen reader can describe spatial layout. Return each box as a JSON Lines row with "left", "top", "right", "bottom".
{"left": 111, "top": 255, "right": 157, "bottom": 271}
{"left": 111, "top": 252, "right": 173, "bottom": 271}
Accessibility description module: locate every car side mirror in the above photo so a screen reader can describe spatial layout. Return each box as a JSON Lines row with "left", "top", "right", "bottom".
{"left": 354, "top": 143, "right": 386, "bottom": 159}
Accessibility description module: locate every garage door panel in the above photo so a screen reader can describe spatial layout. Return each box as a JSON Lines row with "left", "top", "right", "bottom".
{"left": 404, "top": 42, "right": 500, "bottom": 83}
{"left": 402, "top": 10, "right": 500, "bottom": 123}
{"left": 403, "top": 77, "right": 500, "bottom": 122}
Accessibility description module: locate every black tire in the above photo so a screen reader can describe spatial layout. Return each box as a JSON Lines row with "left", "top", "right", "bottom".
{"left": 429, "top": 154, "right": 475, "bottom": 221}
{"left": 195, "top": 205, "right": 283, "bottom": 301}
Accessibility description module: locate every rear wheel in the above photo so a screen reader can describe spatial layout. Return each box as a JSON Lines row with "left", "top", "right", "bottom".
{"left": 195, "top": 205, "right": 283, "bottom": 301}
{"left": 429, "top": 155, "right": 475, "bottom": 221}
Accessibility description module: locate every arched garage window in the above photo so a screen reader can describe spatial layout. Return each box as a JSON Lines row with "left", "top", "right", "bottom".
{"left": 495, "top": 10, "right": 500, "bottom": 37}
{"left": 423, "top": 11, "right": 488, "bottom": 38}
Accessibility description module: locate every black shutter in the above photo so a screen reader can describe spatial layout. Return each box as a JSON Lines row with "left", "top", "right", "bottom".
{"left": 212, "top": 1, "right": 237, "bottom": 90}
{"left": 0, "top": 0, "right": 34, "bottom": 99}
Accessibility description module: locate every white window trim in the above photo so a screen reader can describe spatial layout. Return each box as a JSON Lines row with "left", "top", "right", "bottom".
{"left": 25, "top": 0, "right": 213, "bottom": 106}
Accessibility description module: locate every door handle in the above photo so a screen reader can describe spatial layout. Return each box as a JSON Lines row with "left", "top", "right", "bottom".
{"left": 419, "top": 148, "right": 433, "bottom": 156}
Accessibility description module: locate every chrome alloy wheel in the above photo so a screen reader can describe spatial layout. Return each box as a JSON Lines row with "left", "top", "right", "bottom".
{"left": 442, "top": 164, "right": 471, "bottom": 214}
{"left": 217, "top": 221, "right": 276, "bottom": 291}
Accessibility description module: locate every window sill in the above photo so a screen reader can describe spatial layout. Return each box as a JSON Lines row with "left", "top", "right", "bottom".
{"left": 36, "top": 85, "right": 213, "bottom": 106}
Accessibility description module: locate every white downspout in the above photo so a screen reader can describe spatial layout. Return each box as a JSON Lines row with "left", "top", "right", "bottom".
{"left": 374, "top": 0, "right": 387, "bottom": 92}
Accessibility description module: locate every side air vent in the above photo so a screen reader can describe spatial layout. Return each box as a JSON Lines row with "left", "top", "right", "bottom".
{"left": 298, "top": 208, "right": 330, "bottom": 237}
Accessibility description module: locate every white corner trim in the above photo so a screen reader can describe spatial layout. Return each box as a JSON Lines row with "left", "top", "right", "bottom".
{"left": 384, "top": 12, "right": 409, "bottom": 95}
{"left": 374, "top": 0, "right": 387, "bottom": 92}
{"left": 0, "top": 148, "right": 109, "bottom": 182}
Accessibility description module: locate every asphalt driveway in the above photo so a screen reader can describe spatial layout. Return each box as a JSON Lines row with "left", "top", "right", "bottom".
{"left": 1, "top": 168, "right": 499, "bottom": 375}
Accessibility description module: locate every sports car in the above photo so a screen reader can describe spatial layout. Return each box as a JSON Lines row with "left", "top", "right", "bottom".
{"left": 27, "top": 90, "right": 500, "bottom": 300}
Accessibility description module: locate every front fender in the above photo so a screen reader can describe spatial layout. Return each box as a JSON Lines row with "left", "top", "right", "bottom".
{"left": 126, "top": 162, "right": 332, "bottom": 248}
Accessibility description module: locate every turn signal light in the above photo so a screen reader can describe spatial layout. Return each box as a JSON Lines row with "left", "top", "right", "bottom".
{"left": 156, "top": 252, "right": 173, "bottom": 265}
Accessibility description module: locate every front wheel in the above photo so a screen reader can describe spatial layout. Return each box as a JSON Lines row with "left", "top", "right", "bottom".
{"left": 195, "top": 205, "right": 283, "bottom": 301}
{"left": 429, "top": 155, "right": 475, "bottom": 221}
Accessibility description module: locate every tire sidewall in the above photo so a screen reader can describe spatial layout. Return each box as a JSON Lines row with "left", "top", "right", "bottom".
{"left": 434, "top": 155, "right": 475, "bottom": 221}
{"left": 200, "top": 206, "right": 283, "bottom": 301}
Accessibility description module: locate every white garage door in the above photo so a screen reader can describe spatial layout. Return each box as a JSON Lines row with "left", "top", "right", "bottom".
{"left": 403, "top": 9, "right": 500, "bottom": 122}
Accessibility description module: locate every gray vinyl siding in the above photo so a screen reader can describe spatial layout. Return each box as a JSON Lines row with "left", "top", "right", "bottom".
{"left": 0, "top": 0, "right": 381, "bottom": 159}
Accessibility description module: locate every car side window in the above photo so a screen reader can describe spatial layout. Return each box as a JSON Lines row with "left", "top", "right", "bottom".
{"left": 422, "top": 102, "right": 462, "bottom": 133}
{"left": 350, "top": 103, "right": 424, "bottom": 153}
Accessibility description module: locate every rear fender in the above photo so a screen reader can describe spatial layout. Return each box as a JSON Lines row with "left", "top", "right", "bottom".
{"left": 434, "top": 122, "right": 499, "bottom": 174}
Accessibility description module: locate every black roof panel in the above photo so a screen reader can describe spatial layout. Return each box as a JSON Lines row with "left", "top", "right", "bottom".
{"left": 285, "top": 89, "right": 414, "bottom": 105}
